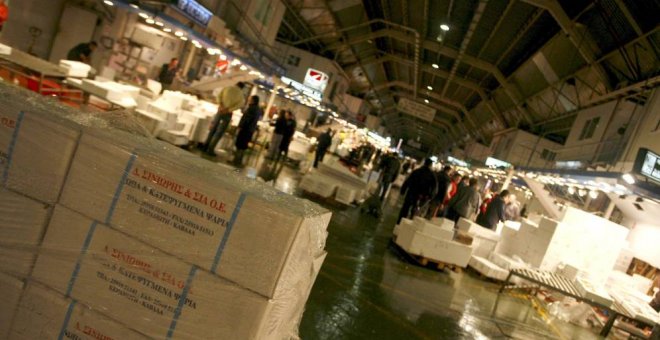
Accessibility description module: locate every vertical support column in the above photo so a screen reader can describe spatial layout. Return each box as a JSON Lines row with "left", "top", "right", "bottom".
{"left": 264, "top": 87, "right": 277, "bottom": 121}
{"left": 502, "top": 167, "right": 515, "bottom": 190}
{"left": 603, "top": 200, "right": 616, "bottom": 220}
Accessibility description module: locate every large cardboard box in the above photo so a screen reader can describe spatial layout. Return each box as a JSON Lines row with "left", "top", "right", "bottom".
{"left": 0, "top": 272, "right": 24, "bottom": 339}
{"left": 10, "top": 283, "right": 149, "bottom": 339}
{"left": 32, "top": 206, "right": 317, "bottom": 340}
{"left": 0, "top": 105, "right": 79, "bottom": 203}
{"left": 0, "top": 189, "right": 51, "bottom": 277}
{"left": 59, "top": 131, "right": 330, "bottom": 299}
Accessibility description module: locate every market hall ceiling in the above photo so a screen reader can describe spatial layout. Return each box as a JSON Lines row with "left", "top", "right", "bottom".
{"left": 276, "top": 0, "right": 660, "bottom": 149}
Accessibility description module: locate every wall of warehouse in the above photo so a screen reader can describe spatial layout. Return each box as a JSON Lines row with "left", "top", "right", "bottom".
{"left": 490, "top": 129, "right": 562, "bottom": 168}
{"left": 617, "top": 88, "right": 660, "bottom": 172}
{"left": 1, "top": 0, "right": 67, "bottom": 59}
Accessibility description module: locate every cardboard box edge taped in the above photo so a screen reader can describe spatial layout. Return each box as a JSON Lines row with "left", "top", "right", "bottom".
{"left": 32, "top": 205, "right": 318, "bottom": 340}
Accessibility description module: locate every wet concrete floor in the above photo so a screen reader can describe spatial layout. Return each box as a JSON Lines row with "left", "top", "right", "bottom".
{"left": 198, "top": 148, "right": 608, "bottom": 339}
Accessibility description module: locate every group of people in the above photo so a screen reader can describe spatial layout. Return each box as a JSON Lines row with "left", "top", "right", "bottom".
{"left": 397, "top": 158, "right": 521, "bottom": 231}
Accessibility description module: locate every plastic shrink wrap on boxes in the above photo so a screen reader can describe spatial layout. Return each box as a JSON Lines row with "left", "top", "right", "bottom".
{"left": 0, "top": 82, "right": 331, "bottom": 339}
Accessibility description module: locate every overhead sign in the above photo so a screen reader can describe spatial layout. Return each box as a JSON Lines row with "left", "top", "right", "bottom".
{"left": 176, "top": 0, "right": 213, "bottom": 26}
{"left": 447, "top": 156, "right": 470, "bottom": 168}
{"left": 397, "top": 98, "right": 436, "bottom": 122}
{"left": 486, "top": 157, "right": 512, "bottom": 169}
{"left": 281, "top": 76, "right": 323, "bottom": 101}
{"left": 303, "top": 68, "right": 329, "bottom": 92}
{"left": 634, "top": 148, "right": 660, "bottom": 183}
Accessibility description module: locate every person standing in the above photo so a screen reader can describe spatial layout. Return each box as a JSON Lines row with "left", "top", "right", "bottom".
{"left": 66, "top": 41, "right": 97, "bottom": 64}
{"left": 397, "top": 158, "right": 437, "bottom": 224}
{"left": 377, "top": 152, "right": 401, "bottom": 201}
{"left": 203, "top": 82, "right": 246, "bottom": 156}
{"left": 426, "top": 165, "right": 452, "bottom": 218}
{"left": 446, "top": 178, "right": 481, "bottom": 223}
{"left": 504, "top": 194, "right": 521, "bottom": 221}
{"left": 278, "top": 110, "right": 297, "bottom": 160}
{"left": 477, "top": 190, "right": 511, "bottom": 230}
{"left": 158, "top": 58, "right": 179, "bottom": 93}
{"left": 314, "top": 128, "right": 333, "bottom": 168}
{"left": 233, "top": 95, "right": 262, "bottom": 166}
{"left": 267, "top": 109, "right": 287, "bottom": 159}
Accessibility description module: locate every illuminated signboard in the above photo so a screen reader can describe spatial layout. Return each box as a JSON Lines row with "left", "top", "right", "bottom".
{"left": 281, "top": 76, "right": 323, "bottom": 101}
{"left": 303, "top": 68, "right": 329, "bottom": 92}
{"left": 176, "top": 0, "right": 213, "bottom": 26}
{"left": 447, "top": 156, "right": 470, "bottom": 168}
{"left": 634, "top": 148, "right": 660, "bottom": 183}
{"left": 485, "top": 157, "right": 512, "bottom": 168}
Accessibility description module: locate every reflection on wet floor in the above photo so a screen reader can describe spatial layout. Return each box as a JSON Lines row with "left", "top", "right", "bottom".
{"left": 297, "top": 194, "right": 605, "bottom": 340}
{"left": 191, "top": 147, "right": 603, "bottom": 339}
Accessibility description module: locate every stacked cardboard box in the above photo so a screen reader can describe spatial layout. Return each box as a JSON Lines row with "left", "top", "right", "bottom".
{"left": 0, "top": 82, "right": 331, "bottom": 339}
{"left": 0, "top": 272, "right": 23, "bottom": 339}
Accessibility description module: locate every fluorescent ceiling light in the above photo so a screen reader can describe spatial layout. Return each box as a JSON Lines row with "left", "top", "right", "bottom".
{"left": 432, "top": 63, "right": 439, "bottom": 69}
{"left": 163, "top": 28, "right": 171, "bottom": 33}
{"left": 146, "top": 18, "right": 155, "bottom": 24}
{"left": 180, "top": 36, "right": 188, "bottom": 41}
{"left": 440, "top": 24, "right": 450, "bottom": 31}
{"left": 130, "top": 4, "right": 139, "bottom": 9}
{"left": 567, "top": 186, "right": 575, "bottom": 195}
{"left": 622, "top": 173, "right": 635, "bottom": 184}
{"left": 155, "top": 21, "right": 164, "bottom": 27}
{"left": 175, "top": 31, "right": 184, "bottom": 37}
{"left": 589, "top": 190, "right": 599, "bottom": 199}
{"left": 427, "top": 86, "right": 433, "bottom": 90}
{"left": 104, "top": 0, "right": 114, "bottom": 6}
{"left": 139, "top": 13, "right": 149, "bottom": 19}
{"left": 424, "top": 99, "right": 429, "bottom": 104}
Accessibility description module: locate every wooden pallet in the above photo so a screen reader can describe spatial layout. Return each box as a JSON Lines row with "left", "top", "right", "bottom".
{"left": 390, "top": 239, "right": 463, "bottom": 274}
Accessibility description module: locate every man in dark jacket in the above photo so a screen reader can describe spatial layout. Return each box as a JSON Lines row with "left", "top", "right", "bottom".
{"left": 446, "top": 177, "right": 481, "bottom": 222}
{"left": 267, "top": 109, "right": 288, "bottom": 159}
{"left": 477, "top": 190, "right": 511, "bottom": 230}
{"left": 397, "top": 158, "right": 437, "bottom": 224}
{"left": 278, "top": 110, "right": 297, "bottom": 159}
{"left": 314, "top": 128, "right": 333, "bottom": 168}
{"left": 158, "top": 58, "right": 179, "bottom": 92}
{"left": 377, "top": 152, "right": 401, "bottom": 200}
{"left": 67, "top": 41, "right": 97, "bottom": 64}
{"left": 233, "top": 95, "right": 262, "bottom": 166}
{"left": 426, "top": 165, "right": 452, "bottom": 218}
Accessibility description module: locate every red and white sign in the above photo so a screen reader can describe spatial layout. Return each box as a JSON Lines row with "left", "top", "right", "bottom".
{"left": 303, "top": 68, "right": 329, "bottom": 92}
{"left": 216, "top": 60, "right": 229, "bottom": 73}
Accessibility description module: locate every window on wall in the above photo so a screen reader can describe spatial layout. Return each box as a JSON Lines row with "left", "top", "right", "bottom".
{"left": 286, "top": 55, "right": 300, "bottom": 67}
{"left": 579, "top": 117, "right": 600, "bottom": 140}
{"left": 254, "top": 0, "right": 273, "bottom": 26}
{"left": 541, "top": 149, "right": 557, "bottom": 161}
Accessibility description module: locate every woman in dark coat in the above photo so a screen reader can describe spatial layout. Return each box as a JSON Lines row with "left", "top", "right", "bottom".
{"left": 278, "top": 110, "right": 297, "bottom": 159}
{"left": 233, "top": 95, "right": 262, "bottom": 165}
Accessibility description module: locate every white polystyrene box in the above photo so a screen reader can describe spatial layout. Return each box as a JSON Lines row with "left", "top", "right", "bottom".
{"left": 0, "top": 272, "right": 24, "bottom": 339}
{"left": 396, "top": 228, "right": 472, "bottom": 268}
{"left": 429, "top": 217, "right": 455, "bottom": 230}
{"left": 469, "top": 255, "right": 509, "bottom": 281}
{"left": 10, "top": 283, "right": 149, "bottom": 340}
{"left": 413, "top": 218, "right": 454, "bottom": 241}
{"left": 59, "top": 132, "right": 331, "bottom": 300}
{"left": 0, "top": 189, "right": 51, "bottom": 277}
{"left": 393, "top": 219, "right": 414, "bottom": 237}
{"left": 574, "top": 276, "right": 613, "bottom": 307}
{"left": 31, "top": 206, "right": 308, "bottom": 340}
{"left": 488, "top": 252, "right": 526, "bottom": 271}
{"left": 335, "top": 186, "right": 356, "bottom": 204}
{"left": 456, "top": 218, "right": 472, "bottom": 232}
{"left": 0, "top": 109, "right": 79, "bottom": 203}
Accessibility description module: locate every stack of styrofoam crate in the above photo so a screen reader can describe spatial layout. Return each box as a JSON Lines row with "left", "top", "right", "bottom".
{"left": 456, "top": 218, "right": 500, "bottom": 258}
{"left": 574, "top": 276, "right": 613, "bottom": 307}
{"left": 612, "top": 246, "right": 634, "bottom": 272}
{"left": 494, "top": 209, "right": 629, "bottom": 283}
{"left": 0, "top": 82, "right": 331, "bottom": 339}
{"left": 468, "top": 256, "right": 509, "bottom": 281}
{"left": 395, "top": 217, "right": 472, "bottom": 268}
